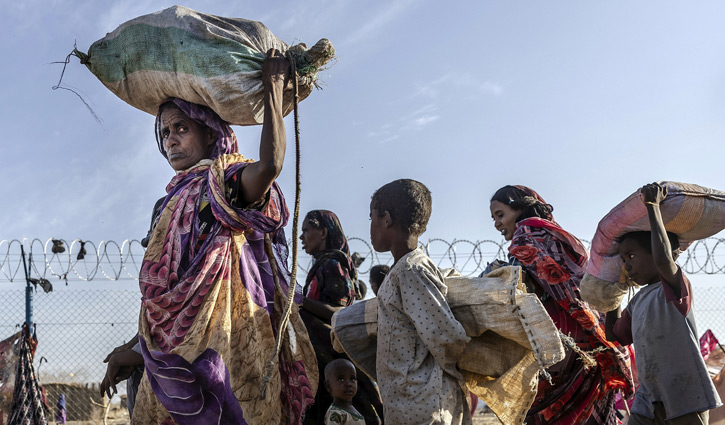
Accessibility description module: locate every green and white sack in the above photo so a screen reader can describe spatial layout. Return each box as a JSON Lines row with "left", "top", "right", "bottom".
{"left": 77, "top": 5, "right": 334, "bottom": 125}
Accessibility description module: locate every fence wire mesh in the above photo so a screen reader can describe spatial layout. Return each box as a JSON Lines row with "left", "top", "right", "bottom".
{"left": 0, "top": 284, "right": 139, "bottom": 423}
{"left": 0, "top": 237, "right": 723, "bottom": 423}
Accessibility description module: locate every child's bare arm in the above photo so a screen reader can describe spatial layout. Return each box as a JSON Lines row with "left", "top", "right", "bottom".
{"left": 301, "top": 297, "right": 343, "bottom": 322}
{"left": 641, "top": 183, "right": 680, "bottom": 294}
{"left": 605, "top": 306, "right": 633, "bottom": 345}
{"left": 604, "top": 308, "right": 621, "bottom": 342}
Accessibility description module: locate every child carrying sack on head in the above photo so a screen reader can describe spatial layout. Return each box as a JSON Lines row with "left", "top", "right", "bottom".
{"left": 369, "top": 179, "right": 472, "bottom": 425}
{"left": 324, "top": 359, "right": 366, "bottom": 425}
{"left": 605, "top": 183, "right": 722, "bottom": 425}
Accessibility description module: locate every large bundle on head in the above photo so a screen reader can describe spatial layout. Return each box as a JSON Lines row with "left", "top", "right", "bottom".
{"left": 331, "top": 266, "right": 565, "bottom": 425}
{"left": 581, "top": 181, "right": 725, "bottom": 312}
{"left": 76, "top": 5, "right": 334, "bottom": 125}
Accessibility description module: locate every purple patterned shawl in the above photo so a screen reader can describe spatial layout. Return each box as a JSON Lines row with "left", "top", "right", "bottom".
{"left": 136, "top": 99, "right": 314, "bottom": 425}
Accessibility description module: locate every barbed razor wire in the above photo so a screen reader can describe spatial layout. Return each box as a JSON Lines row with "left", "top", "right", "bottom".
{"left": 2, "top": 237, "right": 725, "bottom": 283}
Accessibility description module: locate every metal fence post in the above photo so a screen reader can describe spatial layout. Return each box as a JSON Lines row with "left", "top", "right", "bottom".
{"left": 21, "top": 245, "right": 33, "bottom": 326}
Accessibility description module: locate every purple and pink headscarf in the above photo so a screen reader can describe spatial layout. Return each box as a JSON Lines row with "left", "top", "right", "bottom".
{"left": 155, "top": 98, "right": 239, "bottom": 160}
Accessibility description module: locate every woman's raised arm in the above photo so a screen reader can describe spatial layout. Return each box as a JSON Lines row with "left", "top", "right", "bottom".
{"left": 241, "top": 49, "right": 290, "bottom": 204}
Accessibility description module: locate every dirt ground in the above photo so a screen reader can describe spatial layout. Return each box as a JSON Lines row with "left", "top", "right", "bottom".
{"left": 473, "top": 409, "right": 503, "bottom": 424}
{"left": 84, "top": 405, "right": 503, "bottom": 425}
{"left": 62, "top": 404, "right": 503, "bottom": 425}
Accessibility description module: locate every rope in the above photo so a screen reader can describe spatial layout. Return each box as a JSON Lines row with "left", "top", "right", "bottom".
{"left": 557, "top": 330, "right": 608, "bottom": 370}
{"left": 622, "top": 390, "right": 631, "bottom": 416}
{"left": 51, "top": 42, "right": 103, "bottom": 125}
{"left": 260, "top": 50, "right": 302, "bottom": 398}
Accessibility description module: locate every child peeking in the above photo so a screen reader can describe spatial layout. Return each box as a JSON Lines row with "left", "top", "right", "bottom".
{"left": 368, "top": 264, "right": 390, "bottom": 296}
{"left": 324, "top": 359, "right": 365, "bottom": 425}
{"left": 605, "top": 182, "right": 722, "bottom": 425}
{"left": 370, "top": 179, "right": 472, "bottom": 425}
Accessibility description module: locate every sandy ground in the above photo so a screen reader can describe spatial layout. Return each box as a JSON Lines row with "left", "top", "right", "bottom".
{"left": 473, "top": 409, "right": 503, "bottom": 424}
{"left": 76, "top": 405, "right": 504, "bottom": 425}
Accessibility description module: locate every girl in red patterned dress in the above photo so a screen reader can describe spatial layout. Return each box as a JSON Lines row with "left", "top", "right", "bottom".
{"left": 487, "top": 185, "right": 634, "bottom": 425}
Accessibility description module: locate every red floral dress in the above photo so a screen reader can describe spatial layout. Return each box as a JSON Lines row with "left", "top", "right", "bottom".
{"left": 508, "top": 218, "right": 634, "bottom": 425}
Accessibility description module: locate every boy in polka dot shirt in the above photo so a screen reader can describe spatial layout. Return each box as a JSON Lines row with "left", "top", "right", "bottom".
{"left": 369, "top": 179, "right": 471, "bottom": 425}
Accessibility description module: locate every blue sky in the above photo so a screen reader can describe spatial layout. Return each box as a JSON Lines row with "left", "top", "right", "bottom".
{"left": 1, "top": 0, "right": 724, "bottom": 252}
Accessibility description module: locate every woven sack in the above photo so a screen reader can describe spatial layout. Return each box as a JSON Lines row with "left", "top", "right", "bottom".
{"left": 78, "top": 5, "right": 334, "bottom": 125}
{"left": 582, "top": 181, "right": 725, "bottom": 312}
{"left": 331, "top": 266, "right": 564, "bottom": 425}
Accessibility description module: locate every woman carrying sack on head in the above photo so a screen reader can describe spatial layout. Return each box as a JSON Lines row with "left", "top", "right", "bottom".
{"left": 102, "top": 50, "right": 318, "bottom": 425}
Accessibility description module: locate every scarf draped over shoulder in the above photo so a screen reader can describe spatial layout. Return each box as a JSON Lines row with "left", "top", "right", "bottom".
{"left": 509, "top": 216, "right": 635, "bottom": 398}
{"left": 132, "top": 99, "right": 317, "bottom": 425}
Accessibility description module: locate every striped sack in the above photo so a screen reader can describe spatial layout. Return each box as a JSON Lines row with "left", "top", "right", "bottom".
{"left": 582, "top": 181, "right": 725, "bottom": 312}
{"left": 78, "top": 5, "right": 334, "bottom": 125}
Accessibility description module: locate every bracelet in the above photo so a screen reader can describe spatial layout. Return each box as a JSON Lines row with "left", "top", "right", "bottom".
{"left": 645, "top": 201, "right": 659, "bottom": 206}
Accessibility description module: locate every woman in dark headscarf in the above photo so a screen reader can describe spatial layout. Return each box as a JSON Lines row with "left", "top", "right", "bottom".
{"left": 487, "top": 185, "right": 634, "bottom": 425}
{"left": 300, "top": 210, "right": 383, "bottom": 425}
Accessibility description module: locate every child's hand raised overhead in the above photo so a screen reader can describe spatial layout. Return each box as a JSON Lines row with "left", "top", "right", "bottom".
{"left": 640, "top": 182, "right": 667, "bottom": 206}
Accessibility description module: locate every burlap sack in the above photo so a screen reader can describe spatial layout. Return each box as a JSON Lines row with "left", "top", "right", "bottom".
{"left": 582, "top": 181, "right": 725, "bottom": 312}
{"left": 331, "top": 266, "right": 564, "bottom": 425}
{"left": 580, "top": 273, "right": 632, "bottom": 314}
{"left": 331, "top": 299, "right": 379, "bottom": 380}
{"left": 79, "top": 5, "right": 334, "bottom": 125}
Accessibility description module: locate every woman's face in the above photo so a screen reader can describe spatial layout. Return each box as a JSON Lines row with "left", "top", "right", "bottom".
{"left": 160, "top": 107, "right": 215, "bottom": 171}
{"left": 300, "top": 218, "right": 327, "bottom": 254}
{"left": 490, "top": 200, "right": 521, "bottom": 241}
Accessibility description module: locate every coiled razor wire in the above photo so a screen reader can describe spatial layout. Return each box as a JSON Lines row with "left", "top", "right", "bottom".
{"left": 2, "top": 237, "right": 725, "bottom": 282}
{"left": 0, "top": 238, "right": 146, "bottom": 282}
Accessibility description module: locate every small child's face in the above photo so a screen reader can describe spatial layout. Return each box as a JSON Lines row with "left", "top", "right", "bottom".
{"left": 369, "top": 207, "right": 390, "bottom": 253}
{"left": 325, "top": 362, "right": 358, "bottom": 404}
{"left": 619, "top": 238, "right": 659, "bottom": 285}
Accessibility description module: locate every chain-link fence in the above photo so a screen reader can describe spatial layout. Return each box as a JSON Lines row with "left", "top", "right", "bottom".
{"left": 0, "top": 237, "right": 723, "bottom": 423}
{"left": 0, "top": 239, "right": 144, "bottom": 423}
{"left": 0, "top": 284, "right": 139, "bottom": 423}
